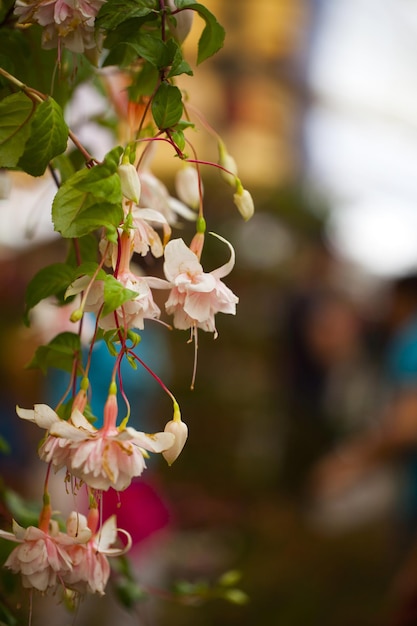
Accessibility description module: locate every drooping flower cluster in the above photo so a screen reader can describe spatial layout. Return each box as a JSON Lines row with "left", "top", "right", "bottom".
{"left": 0, "top": 0, "right": 255, "bottom": 609}
{"left": 0, "top": 512, "right": 129, "bottom": 595}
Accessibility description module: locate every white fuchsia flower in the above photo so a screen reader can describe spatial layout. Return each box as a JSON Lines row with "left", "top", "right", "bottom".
{"left": 163, "top": 235, "right": 239, "bottom": 337}
{"left": 0, "top": 519, "right": 75, "bottom": 592}
{"left": 17, "top": 395, "right": 175, "bottom": 491}
{"left": 15, "top": 0, "right": 105, "bottom": 53}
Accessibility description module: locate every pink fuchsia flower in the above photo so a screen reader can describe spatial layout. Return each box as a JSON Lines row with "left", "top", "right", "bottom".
{"left": 79, "top": 272, "right": 166, "bottom": 331}
{"left": 17, "top": 396, "right": 175, "bottom": 491}
{"left": 129, "top": 207, "right": 171, "bottom": 258}
{"left": 0, "top": 519, "right": 75, "bottom": 592}
{"left": 65, "top": 512, "right": 131, "bottom": 595}
{"left": 163, "top": 235, "right": 239, "bottom": 337}
{"left": 15, "top": 0, "right": 105, "bottom": 53}
{"left": 70, "top": 230, "right": 170, "bottom": 331}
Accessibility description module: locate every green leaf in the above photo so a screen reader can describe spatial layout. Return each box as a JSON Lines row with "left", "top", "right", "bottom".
{"left": 0, "top": 92, "right": 34, "bottom": 167}
{"left": 174, "top": 0, "right": 225, "bottom": 63}
{"left": 24, "top": 263, "right": 75, "bottom": 325}
{"left": 3, "top": 488, "right": 40, "bottom": 528}
{"left": 128, "top": 32, "right": 171, "bottom": 69}
{"left": 167, "top": 39, "right": 193, "bottom": 78}
{"left": 171, "top": 129, "right": 185, "bottom": 152}
{"left": 102, "top": 42, "right": 139, "bottom": 68}
{"left": 52, "top": 147, "right": 124, "bottom": 238}
{"left": 102, "top": 274, "right": 137, "bottom": 316}
{"left": 96, "top": 0, "right": 155, "bottom": 30}
{"left": 18, "top": 97, "right": 68, "bottom": 176}
{"left": 27, "top": 332, "right": 82, "bottom": 374}
{"left": 151, "top": 82, "right": 183, "bottom": 129}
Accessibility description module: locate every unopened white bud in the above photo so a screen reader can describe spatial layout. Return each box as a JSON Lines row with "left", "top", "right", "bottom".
{"left": 233, "top": 185, "right": 254, "bottom": 221}
{"left": 219, "top": 152, "right": 238, "bottom": 187}
{"left": 162, "top": 418, "right": 188, "bottom": 466}
{"left": 175, "top": 166, "right": 201, "bottom": 210}
{"left": 166, "top": 0, "right": 194, "bottom": 42}
{"left": 118, "top": 162, "right": 141, "bottom": 203}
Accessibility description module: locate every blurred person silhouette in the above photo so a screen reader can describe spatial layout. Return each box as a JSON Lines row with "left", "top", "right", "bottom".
{"left": 309, "top": 274, "right": 417, "bottom": 566}
{"left": 280, "top": 283, "right": 381, "bottom": 496}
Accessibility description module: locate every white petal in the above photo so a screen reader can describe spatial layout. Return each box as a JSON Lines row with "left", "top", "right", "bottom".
{"left": 65, "top": 275, "right": 90, "bottom": 298}
{"left": 49, "top": 421, "right": 90, "bottom": 441}
{"left": 121, "top": 428, "right": 175, "bottom": 453}
{"left": 70, "top": 408, "right": 96, "bottom": 432}
{"left": 209, "top": 232, "right": 236, "bottom": 280}
{"left": 164, "top": 238, "right": 202, "bottom": 281}
{"left": 16, "top": 404, "right": 59, "bottom": 430}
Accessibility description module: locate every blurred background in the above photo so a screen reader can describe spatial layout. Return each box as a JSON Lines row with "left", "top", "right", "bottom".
{"left": 4, "top": 0, "right": 417, "bottom": 624}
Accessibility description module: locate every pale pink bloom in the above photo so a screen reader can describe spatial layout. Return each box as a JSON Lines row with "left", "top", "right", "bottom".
{"left": 69, "top": 230, "right": 169, "bottom": 330}
{"left": 17, "top": 403, "right": 73, "bottom": 472}
{"left": 65, "top": 513, "right": 131, "bottom": 595}
{"left": 0, "top": 519, "right": 74, "bottom": 592}
{"left": 17, "top": 398, "right": 175, "bottom": 491}
{"left": 81, "top": 272, "right": 165, "bottom": 331}
{"left": 129, "top": 207, "right": 171, "bottom": 258}
{"left": 15, "top": 0, "right": 105, "bottom": 53}
{"left": 163, "top": 236, "right": 239, "bottom": 337}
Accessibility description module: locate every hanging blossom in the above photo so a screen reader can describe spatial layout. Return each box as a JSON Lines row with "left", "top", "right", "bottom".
{"left": 163, "top": 234, "right": 239, "bottom": 337}
{"left": 14, "top": 0, "right": 105, "bottom": 53}
{"left": 65, "top": 511, "right": 131, "bottom": 595}
{"left": 70, "top": 230, "right": 170, "bottom": 331}
{"left": 16, "top": 390, "right": 175, "bottom": 491}
{"left": 0, "top": 518, "right": 79, "bottom": 593}
{"left": 0, "top": 511, "right": 131, "bottom": 595}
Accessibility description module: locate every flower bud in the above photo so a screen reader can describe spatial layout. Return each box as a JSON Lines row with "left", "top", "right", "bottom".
{"left": 218, "top": 143, "right": 238, "bottom": 187}
{"left": 166, "top": 0, "right": 194, "bottom": 42}
{"left": 162, "top": 418, "right": 188, "bottom": 466}
{"left": 175, "top": 166, "right": 201, "bottom": 210}
{"left": 118, "top": 162, "right": 141, "bottom": 203}
{"left": 233, "top": 185, "right": 254, "bottom": 221}
{"left": 190, "top": 232, "right": 204, "bottom": 259}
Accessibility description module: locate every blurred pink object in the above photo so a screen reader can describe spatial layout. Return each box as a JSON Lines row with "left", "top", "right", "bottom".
{"left": 102, "top": 480, "right": 171, "bottom": 547}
